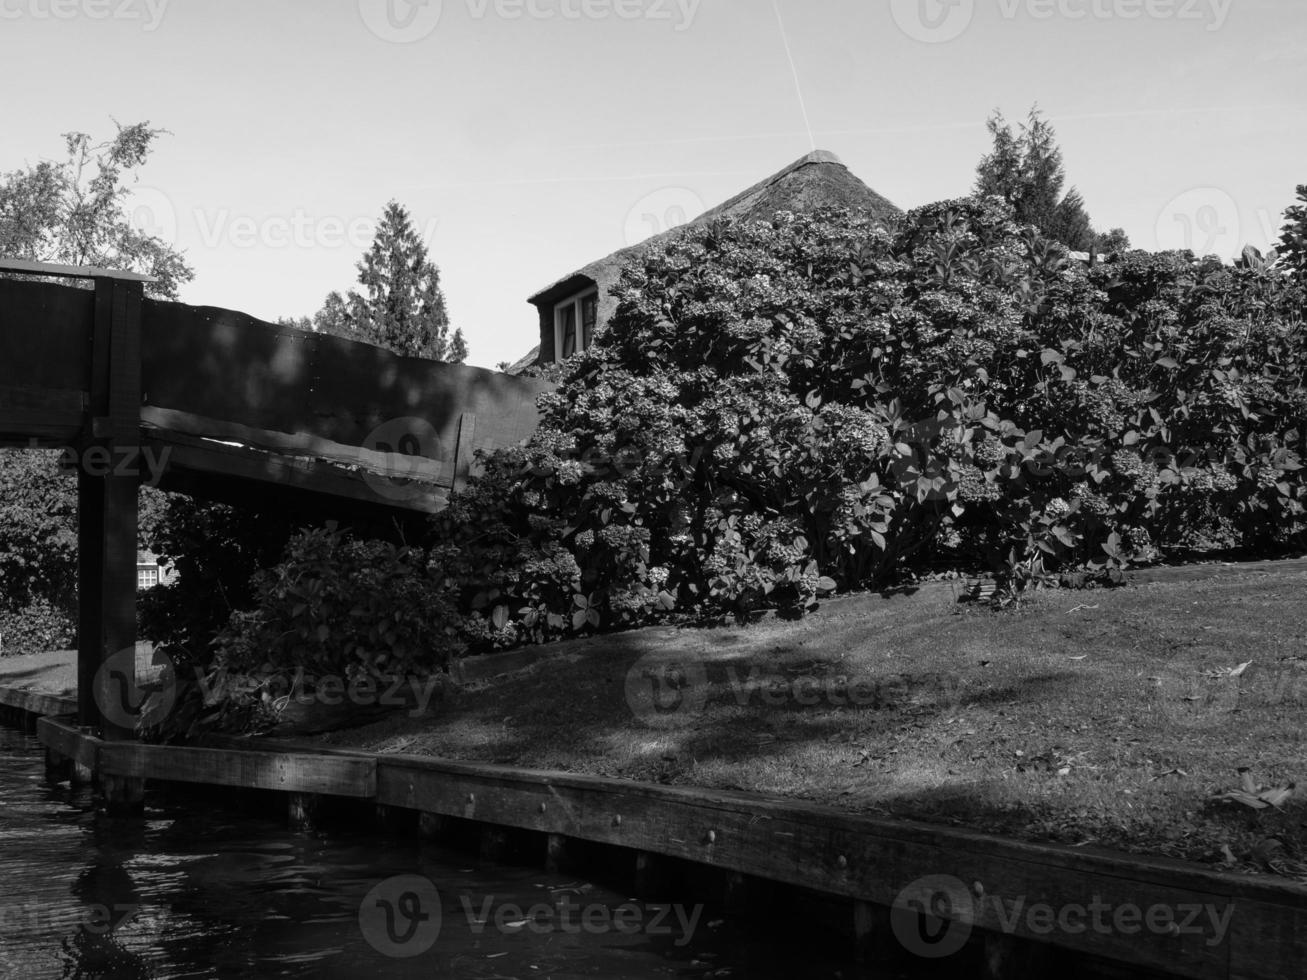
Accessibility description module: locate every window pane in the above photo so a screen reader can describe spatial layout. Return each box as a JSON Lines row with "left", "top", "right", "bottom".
{"left": 581, "top": 295, "right": 597, "bottom": 350}
{"left": 560, "top": 305, "right": 578, "bottom": 358}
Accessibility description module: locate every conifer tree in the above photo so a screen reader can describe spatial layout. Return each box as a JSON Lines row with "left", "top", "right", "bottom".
{"left": 975, "top": 106, "right": 1096, "bottom": 252}
{"left": 349, "top": 202, "right": 467, "bottom": 362}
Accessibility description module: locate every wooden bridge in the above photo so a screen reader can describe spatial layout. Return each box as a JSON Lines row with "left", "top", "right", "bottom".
{"left": 0, "top": 259, "right": 552, "bottom": 735}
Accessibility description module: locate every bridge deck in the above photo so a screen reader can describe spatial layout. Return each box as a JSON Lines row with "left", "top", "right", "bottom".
{"left": 0, "top": 261, "right": 552, "bottom": 732}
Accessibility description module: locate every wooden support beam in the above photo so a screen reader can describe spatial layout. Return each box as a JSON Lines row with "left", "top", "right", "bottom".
{"left": 481, "top": 826, "right": 512, "bottom": 862}
{"left": 545, "top": 833, "right": 570, "bottom": 874}
{"left": 452, "top": 412, "right": 478, "bottom": 492}
{"left": 635, "top": 851, "right": 674, "bottom": 901}
{"left": 101, "top": 774, "right": 146, "bottom": 817}
{"left": 984, "top": 931, "right": 1058, "bottom": 979}
{"left": 375, "top": 804, "right": 411, "bottom": 836}
{"left": 723, "top": 872, "right": 750, "bottom": 915}
{"left": 418, "top": 812, "right": 447, "bottom": 841}
{"left": 288, "top": 793, "right": 320, "bottom": 831}
{"left": 854, "top": 900, "right": 895, "bottom": 966}
{"left": 71, "top": 761, "right": 95, "bottom": 787}
{"left": 78, "top": 277, "right": 144, "bottom": 740}
{"left": 44, "top": 746, "right": 72, "bottom": 782}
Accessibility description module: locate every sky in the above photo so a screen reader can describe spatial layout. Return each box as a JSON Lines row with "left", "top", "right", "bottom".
{"left": 2, "top": 0, "right": 1305, "bottom": 370}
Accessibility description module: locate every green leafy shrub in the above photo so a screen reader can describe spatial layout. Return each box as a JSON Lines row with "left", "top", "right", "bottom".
{"left": 207, "top": 523, "right": 463, "bottom": 696}
{"left": 205, "top": 192, "right": 1307, "bottom": 678}
{"left": 0, "top": 597, "right": 75, "bottom": 657}
{"left": 496, "top": 199, "right": 1305, "bottom": 618}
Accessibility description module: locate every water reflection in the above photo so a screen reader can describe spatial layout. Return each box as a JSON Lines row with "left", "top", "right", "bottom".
{"left": 0, "top": 727, "right": 929, "bottom": 979}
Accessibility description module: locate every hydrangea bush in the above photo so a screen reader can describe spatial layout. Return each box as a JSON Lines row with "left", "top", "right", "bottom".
{"left": 499, "top": 199, "right": 1305, "bottom": 621}
{"left": 209, "top": 196, "right": 1306, "bottom": 680}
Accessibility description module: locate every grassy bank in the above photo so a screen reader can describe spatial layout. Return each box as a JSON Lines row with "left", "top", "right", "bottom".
{"left": 0, "top": 644, "right": 157, "bottom": 697}
{"left": 2, "top": 570, "right": 1303, "bottom": 880}
{"left": 318, "top": 565, "right": 1307, "bottom": 879}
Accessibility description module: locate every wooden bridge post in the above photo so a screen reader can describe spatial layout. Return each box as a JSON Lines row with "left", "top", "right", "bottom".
{"left": 77, "top": 274, "right": 145, "bottom": 743}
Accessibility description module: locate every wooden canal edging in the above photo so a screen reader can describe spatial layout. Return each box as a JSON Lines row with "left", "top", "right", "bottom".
{"left": 0, "top": 686, "right": 76, "bottom": 724}
{"left": 2, "top": 701, "right": 1299, "bottom": 980}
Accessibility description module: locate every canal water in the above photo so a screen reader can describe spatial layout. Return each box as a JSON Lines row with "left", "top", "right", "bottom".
{"left": 0, "top": 726, "right": 931, "bottom": 979}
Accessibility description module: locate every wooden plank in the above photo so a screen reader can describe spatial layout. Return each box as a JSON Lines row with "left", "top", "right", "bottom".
{"left": 0, "top": 688, "right": 77, "bottom": 717}
{"left": 367, "top": 756, "right": 1261, "bottom": 979}
{"left": 76, "top": 468, "right": 105, "bottom": 726}
{"left": 0, "top": 385, "right": 86, "bottom": 442}
{"left": 144, "top": 431, "right": 452, "bottom": 515}
{"left": 97, "top": 742, "right": 377, "bottom": 797}
{"left": 0, "top": 258, "right": 156, "bottom": 283}
{"left": 153, "top": 734, "right": 1307, "bottom": 978}
{"left": 140, "top": 299, "right": 551, "bottom": 459}
{"left": 96, "top": 278, "right": 143, "bottom": 742}
{"left": 36, "top": 716, "right": 101, "bottom": 772}
{"left": 452, "top": 412, "right": 478, "bottom": 492}
{"left": 0, "top": 278, "right": 95, "bottom": 393}
{"left": 1227, "top": 898, "right": 1307, "bottom": 980}
{"left": 141, "top": 406, "right": 456, "bottom": 487}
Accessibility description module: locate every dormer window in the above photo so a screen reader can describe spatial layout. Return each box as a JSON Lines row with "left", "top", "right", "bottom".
{"left": 554, "top": 287, "right": 598, "bottom": 361}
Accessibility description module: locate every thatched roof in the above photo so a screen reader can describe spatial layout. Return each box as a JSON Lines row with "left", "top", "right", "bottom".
{"left": 528, "top": 150, "right": 899, "bottom": 311}
{"left": 503, "top": 345, "right": 541, "bottom": 376}
{"left": 507, "top": 150, "right": 900, "bottom": 373}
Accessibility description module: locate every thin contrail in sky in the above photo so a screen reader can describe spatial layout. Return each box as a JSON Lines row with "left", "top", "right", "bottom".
{"left": 773, "top": 0, "right": 816, "bottom": 153}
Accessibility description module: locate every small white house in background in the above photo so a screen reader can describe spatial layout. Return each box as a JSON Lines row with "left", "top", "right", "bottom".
{"left": 136, "top": 552, "right": 176, "bottom": 591}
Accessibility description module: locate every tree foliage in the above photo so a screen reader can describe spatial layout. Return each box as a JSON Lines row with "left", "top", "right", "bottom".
{"left": 975, "top": 106, "right": 1126, "bottom": 255}
{"left": 1278, "top": 184, "right": 1307, "bottom": 277}
{"left": 0, "top": 123, "right": 191, "bottom": 653}
{"left": 287, "top": 203, "right": 468, "bottom": 362}
{"left": 215, "top": 192, "right": 1307, "bottom": 684}
{"left": 0, "top": 121, "right": 194, "bottom": 298}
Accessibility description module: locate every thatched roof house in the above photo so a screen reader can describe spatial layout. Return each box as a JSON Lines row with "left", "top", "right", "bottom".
{"left": 511, "top": 150, "right": 900, "bottom": 373}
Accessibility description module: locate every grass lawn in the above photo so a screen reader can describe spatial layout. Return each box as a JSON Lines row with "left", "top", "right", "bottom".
{"left": 319, "top": 565, "right": 1307, "bottom": 880}
{"left": 0, "top": 643, "right": 156, "bottom": 697}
